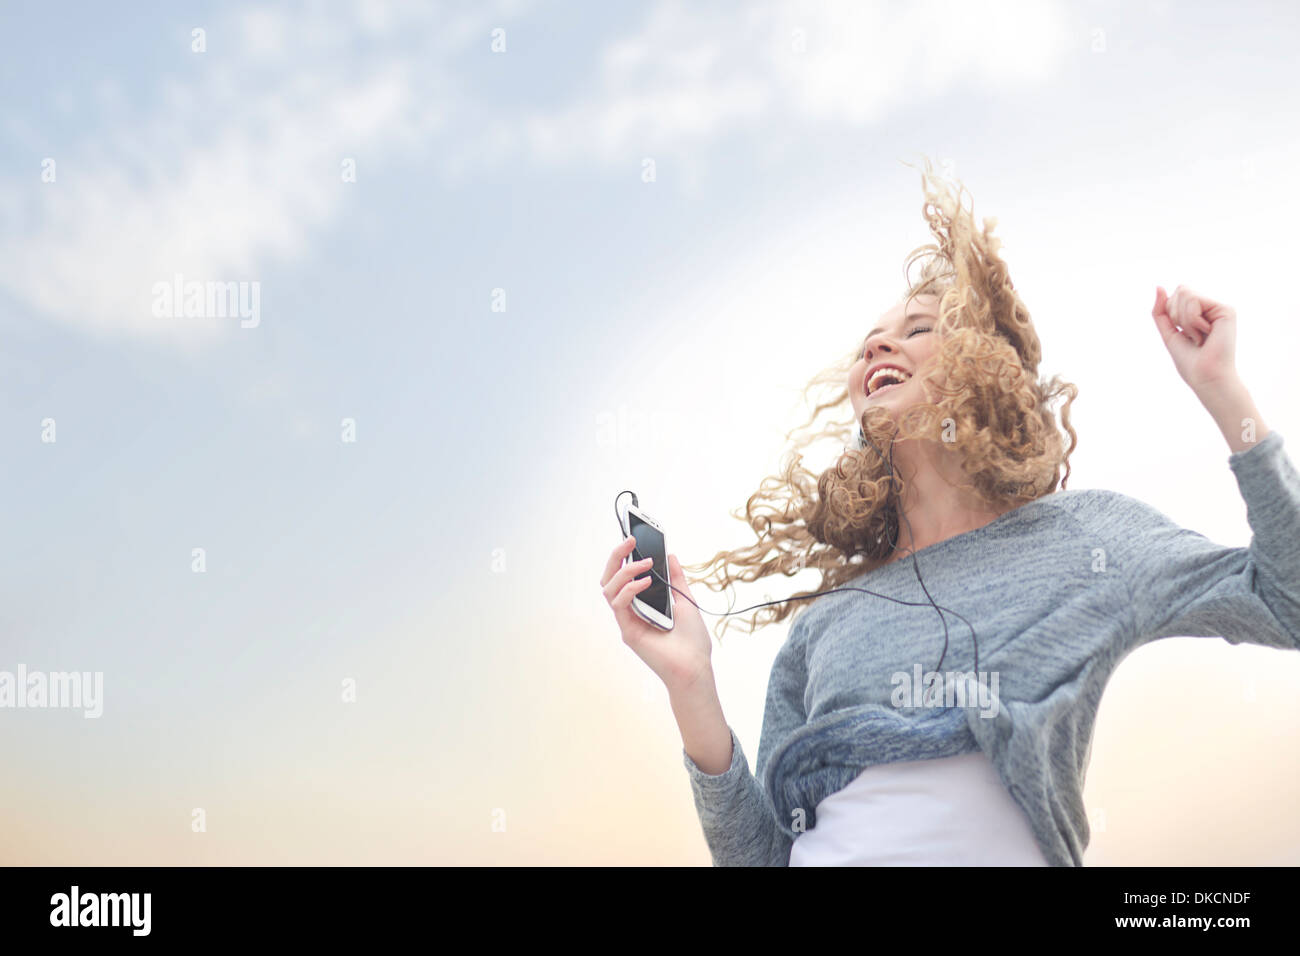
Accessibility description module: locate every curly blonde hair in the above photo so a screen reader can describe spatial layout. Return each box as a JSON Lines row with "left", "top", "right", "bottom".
{"left": 683, "top": 158, "right": 1079, "bottom": 640}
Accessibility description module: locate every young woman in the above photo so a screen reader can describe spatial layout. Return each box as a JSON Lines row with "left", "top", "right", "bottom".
{"left": 598, "top": 162, "right": 1299, "bottom": 866}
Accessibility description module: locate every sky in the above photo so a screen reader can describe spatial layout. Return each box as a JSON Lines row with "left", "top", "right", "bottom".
{"left": 1, "top": 0, "right": 1298, "bottom": 865}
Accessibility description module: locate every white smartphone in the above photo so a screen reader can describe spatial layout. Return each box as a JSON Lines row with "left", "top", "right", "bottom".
{"left": 621, "top": 502, "right": 674, "bottom": 630}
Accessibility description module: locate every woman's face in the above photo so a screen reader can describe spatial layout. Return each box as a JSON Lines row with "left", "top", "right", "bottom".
{"left": 849, "top": 293, "right": 942, "bottom": 426}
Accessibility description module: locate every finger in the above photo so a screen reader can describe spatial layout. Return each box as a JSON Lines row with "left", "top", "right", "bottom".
{"left": 599, "top": 535, "right": 639, "bottom": 588}
{"left": 1175, "top": 287, "right": 1214, "bottom": 336}
{"left": 603, "top": 554, "right": 654, "bottom": 603}
{"left": 1177, "top": 286, "right": 1216, "bottom": 311}
{"left": 1168, "top": 288, "right": 1205, "bottom": 341}
{"left": 1173, "top": 286, "right": 1194, "bottom": 331}
{"left": 1152, "top": 288, "right": 1180, "bottom": 343}
{"left": 1152, "top": 286, "right": 1168, "bottom": 319}
{"left": 1180, "top": 286, "right": 1216, "bottom": 312}
{"left": 611, "top": 573, "right": 654, "bottom": 611}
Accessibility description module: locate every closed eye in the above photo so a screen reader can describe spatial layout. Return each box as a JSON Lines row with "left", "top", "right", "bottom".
{"left": 859, "top": 323, "right": 933, "bottom": 359}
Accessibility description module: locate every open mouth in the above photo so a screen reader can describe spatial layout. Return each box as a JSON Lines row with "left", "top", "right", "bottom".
{"left": 866, "top": 365, "right": 912, "bottom": 397}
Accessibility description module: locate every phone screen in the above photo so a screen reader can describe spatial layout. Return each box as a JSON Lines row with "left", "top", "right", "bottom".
{"left": 627, "top": 513, "right": 671, "bottom": 619}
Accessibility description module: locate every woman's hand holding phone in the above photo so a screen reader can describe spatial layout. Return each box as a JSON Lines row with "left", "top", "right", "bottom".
{"left": 600, "top": 535, "right": 713, "bottom": 695}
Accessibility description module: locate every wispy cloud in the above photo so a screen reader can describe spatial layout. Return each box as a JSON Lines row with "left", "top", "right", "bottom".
{"left": 0, "top": 0, "right": 1069, "bottom": 341}
{"left": 0, "top": 0, "right": 521, "bottom": 340}
{"left": 473, "top": 0, "right": 1071, "bottom": 170}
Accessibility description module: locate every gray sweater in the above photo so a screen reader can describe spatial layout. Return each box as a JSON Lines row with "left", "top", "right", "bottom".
{"left": 682, "top": 430, "right": 1299, "bottom": 866}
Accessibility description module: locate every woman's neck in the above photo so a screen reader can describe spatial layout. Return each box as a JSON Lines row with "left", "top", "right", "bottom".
{"left": 882, "top": 438, "right": 1011, "bottom": 562}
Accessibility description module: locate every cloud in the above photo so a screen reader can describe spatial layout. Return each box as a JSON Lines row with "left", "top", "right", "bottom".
{"left": 0, "top": 0, "right": 518, "bottom": 341}
{"left": 0, "top": 0, "right": 1068, "bottom": 340}
{"left": 495, "top": 0, "right": 1071, "bottom": 168}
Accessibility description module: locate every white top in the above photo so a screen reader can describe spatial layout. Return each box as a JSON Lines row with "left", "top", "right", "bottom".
{"left": 788, "top": 751, "right": 1050, "bottom": 866}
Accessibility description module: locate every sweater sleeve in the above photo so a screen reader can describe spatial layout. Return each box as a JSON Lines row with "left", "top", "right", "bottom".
{"left": 1116, "top": 430, "right": 1300, "bottom": 651}
{"left": 680, "top": 612, "right": 810, "bottom": 867}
